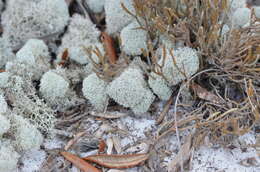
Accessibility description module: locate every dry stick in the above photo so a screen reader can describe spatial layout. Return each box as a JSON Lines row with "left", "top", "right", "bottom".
{"left": 156, "top": 94, "right": 174, "bottom": 125}
{"left": 172, "top": 68, "right": 216, "bottom": 172}
{"left": 61, "top": 151, "right": 100, "bottom": 172}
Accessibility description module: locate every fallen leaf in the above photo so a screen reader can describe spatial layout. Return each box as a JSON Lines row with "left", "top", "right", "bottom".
{"left": 101, "top": 32, "right": 117, "bottom": 64}
{"left": 83, "top": 153, "right": 149, "bottom": 169}
{"left": 60, "top": 151, "right": 100, "bottom": 172}
{"left": 98, "top": 139, "right": 106, "bottom": 154}
{"left": 58, "top": 48, "right": 69, "bottom": 66}
{"left": 191, "top": 83, "right": 223, "bottom": 104}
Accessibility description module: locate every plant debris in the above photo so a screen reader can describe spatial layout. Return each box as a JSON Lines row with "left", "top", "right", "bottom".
{"left": 83, "top": 153, "right": 150, "bottom": 169}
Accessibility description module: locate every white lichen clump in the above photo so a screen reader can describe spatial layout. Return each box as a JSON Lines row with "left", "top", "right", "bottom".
{"left": 84, "top": 0, "right": 105, "bottom": 13}
{"left": 105, "top": 0, "right": 135, "bottom": 34}
{"left": 0, "top": 142, "right": 20, "bottom": 172}
{"left": 1, "top": 0, "right": 69, "bottom": 48}
{"left": 40, "top": 70, "right": 69, "bottom": 103}
{"left": 0, "top": 72, "right": 10, "bottom": 89}
{"left": 12, "top": 115, "right": 43, "bottom": 152}
{"left": 161, "top": 47, "right": 200, "bottom": 86}
{"left": 16, "top": 39, "right": 50, "bottom": 65}
{"left": 5, "top": 75, "right": 56, "bottom": 133}
{"left": 57, "top": 14, "right": 103, "bottom": 65}
{"left": 107, "top": 67, "right": 155, "bottom": 114}
{"left": 0, "top": 38, "right": 15, "bottom": 68}
{"left": 254, "top": 6, "right": 260, "bottom": 18}
{"left": 120, "top": 21, "right": 148, "bottom": 55}
{"left": 228, "top": 0, "right": 247, "bottom": 12}
{"left": 0, "top": 115, "right": 10, "bottom": 136}
{"left": 232, "top": 8, "right": 251, "bottom": 28}
{"left": 82, "top": 73, "right": 109, "bottom": 111}
{"left": 16, "top": 39, "right": 51, "bottom": 80}
{"left": 40, "top": 68, "right": 81, "bottom": 111}
{"left": 0, "top": 94, "right": 8, "bottom": 114}
{"left": 148, "top": 73, "right": 172, "bottom": 100}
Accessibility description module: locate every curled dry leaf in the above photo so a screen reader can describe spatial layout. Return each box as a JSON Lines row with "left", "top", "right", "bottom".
{"left": 0, "top": 69, "right": 6, "bottom": 73}
{"left": 58, "top": 48, "right": 69, "bottom": 66}
{"left": 101, "top": 32, "right": 118, "bottom": 65}
{"left": 64, "top": 131, "right": 87, "bottom": 151}
{"left": 60, "top": 151, "right": 100, "bottom": 172}
{"left": 191, "top": 83, "right": 223, "bottom": 104}
{"left": 98, "top": 139, "right": 107, "bottom": 154}
{"left": 83, "top": 153, "right": 150, "bottom": 169}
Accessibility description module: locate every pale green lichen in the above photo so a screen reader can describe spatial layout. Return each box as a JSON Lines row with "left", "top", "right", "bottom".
{"left": 12, "top": 115, "right": 43, "bottom": 152}
{"left": 5, "top": 75, "right": 56, "bottom": 133}
{"left": 120, "top": 21, "right": 148, "bottom": 55}
{"left": 57, "top": 14, "right": 102, "bottom": 65}
{"left": 107, "top": 67, "right": 155, "bottom": 114}
{"left": 0, "top": 115, "right": 10, "bottom": 137}
{"left": 160, "top": 47, "right": 200, "bottom": 86}
{"left": 232, "top": 8, "right": 251, "bottom": 28}
{"left": 84, "top": 0, "right": 105, "bottom": 13}
{"left": 82, "top": 73, "right": 109, "bottom": 111}
{"left": 0, "top": 38, "right": 15, "bottom": 68}
{"left": 148, "top": 73, "right": 172, "bottom": 100}
{"left": 0, "top": 141, "right": 20, "bottom": 172}
{"left": 40, "top": 70, "right": 70, "bottom": 102}
{"left": 1, "top": 0, "right": 69, "bottom": 48}
{"left": 105, "top": 0, "right": 135, "bottom": 34}
{"left": 0, "top": 72, "right": 10, "bottom": 89}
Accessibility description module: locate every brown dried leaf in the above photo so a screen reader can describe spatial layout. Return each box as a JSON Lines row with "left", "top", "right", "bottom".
{"left": 83, "top": 153, "right": 149, "bottom": 169}
{"left": 60, "top": 151, "right": 100, "bottom": 172}
{"left": 101, "top": 32, "right": 118, "bottom": 64}
{"left": 61, "top": 48, "right": 69, "bottom": 60}
{"left": 191, "top": 83, "right": 223, "bottom": 104}
{"left": 98, "top": 139, "right": 106, "bottom": 154}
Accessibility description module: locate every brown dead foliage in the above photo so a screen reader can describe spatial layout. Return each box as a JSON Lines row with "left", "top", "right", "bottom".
{"left": 128, "top": 0, "right": 260, "bottom": 157}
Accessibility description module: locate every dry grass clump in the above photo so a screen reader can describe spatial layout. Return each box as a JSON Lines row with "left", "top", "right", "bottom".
{"left": 127, "top": 0, "right": 260, "bottom": 146}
